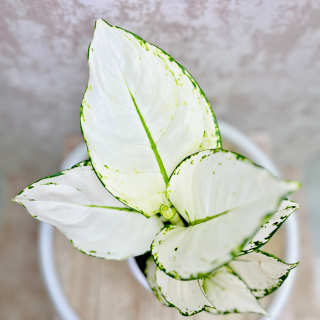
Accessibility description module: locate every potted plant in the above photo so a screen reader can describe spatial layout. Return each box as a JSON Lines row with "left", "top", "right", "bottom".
{"left": 14, "top": 19, "right": 300, "bottom": 317}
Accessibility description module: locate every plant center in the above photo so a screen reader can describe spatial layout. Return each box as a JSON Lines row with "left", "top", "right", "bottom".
{"left": 159, "top": 204, "right": 177, "bottom": 220}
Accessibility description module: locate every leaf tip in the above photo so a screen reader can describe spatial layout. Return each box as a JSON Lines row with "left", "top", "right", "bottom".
{"left": 95, "top": 18, "right": 105, "bottom": 28}
{"left": 287, "top": 180, "right": 302, "bottom": 192}
{"left": 290, "top": 261, "right": 299, "bottom": 269}
{"left": 12, "top": 194, "right": 23, "bottom": 204}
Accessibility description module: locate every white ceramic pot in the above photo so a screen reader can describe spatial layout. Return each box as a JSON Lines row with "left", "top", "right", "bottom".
{"left": 39, "top": 121, "right": 299, "bottom": 320}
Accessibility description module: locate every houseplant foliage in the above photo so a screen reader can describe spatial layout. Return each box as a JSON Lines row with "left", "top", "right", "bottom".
{"left": 14, "top": 19, "right": 301, "bottom": 316}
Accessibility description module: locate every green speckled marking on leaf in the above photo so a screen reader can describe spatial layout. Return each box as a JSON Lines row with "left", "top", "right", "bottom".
{"left": 174, "top": 61, "right": 221, "bottom": 149}
{"left": 230, "top": 250, "right": 298, "bottom": 299}
{"left": 240, "top": 200, "right": 300, "bottom": 255}
{"left": 71, "top": 159, "right": 91, "bottom": 168}
{"left": 41, "top": 182, "right": 59, "bottom": 186}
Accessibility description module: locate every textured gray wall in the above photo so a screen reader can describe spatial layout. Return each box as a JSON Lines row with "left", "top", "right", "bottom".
{"left": 1, "top": 0, "right": 320, "bottom": 176}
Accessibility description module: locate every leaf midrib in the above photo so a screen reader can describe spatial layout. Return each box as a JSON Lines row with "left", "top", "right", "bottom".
{"left": 79, "top": 204, "right": 136, "bottom": 211}
{"left": 188, "top": 208, "right": 238, "bottom": 226}
{"left": 124, "top": 78, "right": 169, "bottom": 186}
{"left": 19, "top": 198, "right": 136, "bottom": 212}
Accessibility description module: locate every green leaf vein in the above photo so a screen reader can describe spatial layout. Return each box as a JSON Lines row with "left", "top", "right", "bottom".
{"left": 124, "top": 78, "right": 169, "bottom": 186}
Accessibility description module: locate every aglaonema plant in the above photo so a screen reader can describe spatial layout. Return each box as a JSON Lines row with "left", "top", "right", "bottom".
{"left": 14, "top": 19, "right": 301, "bottom": 316}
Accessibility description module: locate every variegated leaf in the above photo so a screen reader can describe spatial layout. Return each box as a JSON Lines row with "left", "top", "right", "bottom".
{"left": 242, "top": 200, "right": 300, "bottom": 254}
{"left": 151, "top": 150, "right": 300, "bottom": 280}
{"left": 145, "top": 256, "right": 169, "bottom": 306}
{"left": 229, "top": 250, "right": 298, "bottom": 298}
{"left": 155, "top": 267, "right": 213, "bottom": 316}
{"left": 202, "top": 266, "right": 268, "bottom": 315}
{"left": 13, "top": 161, "right": 163, "bottom": 260}
{"left": 81, "top": 19, "right": 220, "bottom": 218}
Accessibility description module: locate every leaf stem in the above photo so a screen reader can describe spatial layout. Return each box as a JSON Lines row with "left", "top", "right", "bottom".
{"left": 168, "top": 213, "right": 184, "bottom": 226}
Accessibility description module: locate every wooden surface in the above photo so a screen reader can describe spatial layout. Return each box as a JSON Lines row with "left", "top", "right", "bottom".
{"left": 0, "top": 171, "right": 55, "bottom": 319}
{"left": 52, "top": 134, "right": 286, "bottom": 320}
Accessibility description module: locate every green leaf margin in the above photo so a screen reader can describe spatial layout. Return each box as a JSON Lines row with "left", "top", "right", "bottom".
{"left": 80, "top": 19, "right": 221, "bottom": 219}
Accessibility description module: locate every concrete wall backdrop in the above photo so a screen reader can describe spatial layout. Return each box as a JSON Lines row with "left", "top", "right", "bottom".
{"left": 1, "top": 0, "right": 320, "bottom": 177}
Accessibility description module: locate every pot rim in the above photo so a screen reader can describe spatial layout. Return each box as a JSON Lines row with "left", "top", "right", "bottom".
{"left": 39, "top": 120, "right": 299, "bottom": 320}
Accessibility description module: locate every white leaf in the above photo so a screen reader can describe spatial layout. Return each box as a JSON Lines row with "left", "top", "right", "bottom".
{"left": 145, "top": 256, "right": 170, "bottom": 306}
{"left": 155, "top": 267, "right": 213, "bottom": 316}
{"left": 229, "top": 250, "right": 298, "bottom": 298}
{"left": 152, "top": 150, "right": 300, "bottom": 280}
{"left": 202, "top": 266, "right": 268, "bottom": 315}
{"left": 242, "top": 200, "right": 300, "bottom": 253}
{"left": 167, "top": 149, "right": 300, "bottom": 224}
{"left": 81, "top": 19, "right": 220, "bottom": 217}
{"left": 13, "top": 161, "right": 163, "bottom": 260}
